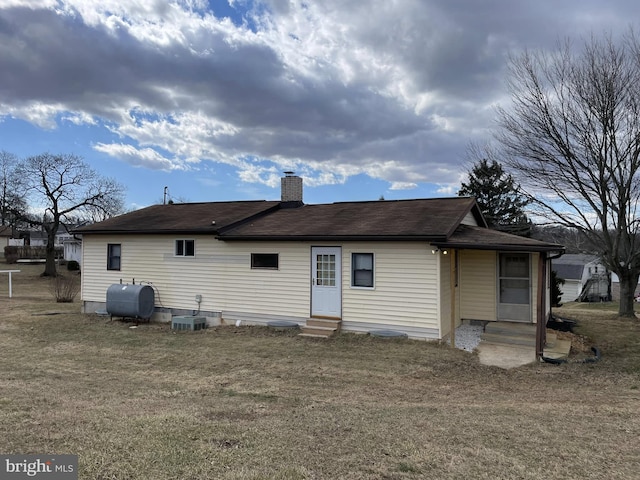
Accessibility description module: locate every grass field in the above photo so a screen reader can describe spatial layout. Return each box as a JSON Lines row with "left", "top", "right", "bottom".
{"left": 1, "top": 264, "right": 640, "bottom": 479}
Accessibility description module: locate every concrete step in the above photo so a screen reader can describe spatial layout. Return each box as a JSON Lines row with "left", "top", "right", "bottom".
{"left": 307, "top": 318, "right": 341, "bottom": 330}
{"left": 485, "top": 321, "right": 537, "bottom": 336}
{"left": 481, "top": 332, "right": 536, "bottom": 347}
{"left": 300, "top": 325, "right": 337, "bottom": 336}
{"left": 543, "top": 339, "right": 571, "bottom": 360}
{"left": 545, "top": 332, "right": 558, "bottom": 349}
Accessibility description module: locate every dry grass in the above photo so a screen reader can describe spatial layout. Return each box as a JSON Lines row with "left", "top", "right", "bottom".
{"left": 49, "top": 272, "right": 81, "bottom": 303}
{"left": 1, "top": 264, "right": 640, "bottom": 479}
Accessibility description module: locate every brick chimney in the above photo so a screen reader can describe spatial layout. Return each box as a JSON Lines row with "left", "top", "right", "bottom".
{"left": 281, "top": 172, "right": 303, "bottom": 206}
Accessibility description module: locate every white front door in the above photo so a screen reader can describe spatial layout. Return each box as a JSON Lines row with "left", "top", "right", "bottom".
{"left": 311, "top": 247, "right": 342, "bottom": 318}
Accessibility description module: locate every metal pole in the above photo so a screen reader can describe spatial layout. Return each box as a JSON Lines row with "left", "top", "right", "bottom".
{"left": 450, "top": 249, "right": 456, "bottom": 348}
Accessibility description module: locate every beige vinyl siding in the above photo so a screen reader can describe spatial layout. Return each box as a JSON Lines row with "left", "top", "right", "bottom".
{"left": 210, "top": 242, "right": 310, "bottom": 317}
{"left": 459, "top": 250, "right": 497, "bottom": 321}
{"left": 81, "top": 235, "right": 311, "bottom": 318}
{"left": 342, "top": 242, "right": 439, "bottom": 332}
{"left": 82, "top": 237, "right": 440, "bottom": 335}
{"left": 462, "top": 212, "right": 479, "bottom": 226}
{"left": 457, "top": 251, "right": 540, "bottom": 323}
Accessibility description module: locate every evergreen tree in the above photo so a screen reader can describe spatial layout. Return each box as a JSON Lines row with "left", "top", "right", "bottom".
{"left": 458, "top": 159, "right": 531, "bottom": 236}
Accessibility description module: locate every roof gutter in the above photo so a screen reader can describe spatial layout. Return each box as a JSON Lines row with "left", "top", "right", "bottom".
{"left": 217, "top": 234, "right": 449, "bottom": 242}
{"left": 72, "top": 228, "right": 221, "bottom": 235}
{"left": 430, "top": 241, "right": 565, "bottom": 254}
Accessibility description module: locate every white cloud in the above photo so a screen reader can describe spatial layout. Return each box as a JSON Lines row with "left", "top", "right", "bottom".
{"left": 1, "top": 0, "right": 640, "bottom": 192}
{"left": 93, "top": 142, "right": 181, "bottom": 171}
{"left": 0, "top": 102, "right": 64, "bottom": 129}
{"left": 390, "top": 182, "right": 418, "bottom": 190}
{"left": 62, "top": 111, "right": 97, "bottom": 125}
{"left": 0, "top": 0, "right": 57, "bottom": 9}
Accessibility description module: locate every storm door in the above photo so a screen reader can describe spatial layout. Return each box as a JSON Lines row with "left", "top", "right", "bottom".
{"left": 311, "top": 247, "right": 342, "bottom": 318}
{"left": 497, "top": 252, "right": 531, "bottom": 322}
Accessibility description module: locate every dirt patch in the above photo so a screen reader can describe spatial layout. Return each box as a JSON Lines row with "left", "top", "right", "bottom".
{"left": 554, "top": 329, "right": 594, "bottom": 354}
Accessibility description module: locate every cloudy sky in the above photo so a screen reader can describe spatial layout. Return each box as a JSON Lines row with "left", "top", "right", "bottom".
{"left": 0, "top": 0, "right": 638, "bottom": 208}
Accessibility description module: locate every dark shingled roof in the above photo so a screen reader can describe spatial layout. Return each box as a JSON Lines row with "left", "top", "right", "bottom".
{"left": 431, "top": 224, "right": 563, "bottom": 252}
{"left": 218, "top": 197, "right": 483, "bottom": 240}
{"left": 74, "top": 196, "right": 563, "bottom": 253}
{"left": 553, "top": 264, "right": 584, "bottom": 281}
{"left": 75, "top": 201, "right": 281, "bottom": 234}
{"left": 551, "top": 254, "right": 601, "bottom": 280}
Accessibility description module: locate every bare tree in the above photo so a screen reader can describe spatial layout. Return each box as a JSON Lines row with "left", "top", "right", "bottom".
{"left": 496, "top": 33, "right": 640, "bottom": 317}
{"left": 0, "top": 150, "right": 26, "bottom": 230}
{"left": 15, "top": 153, "right": 125, "bottom": 276}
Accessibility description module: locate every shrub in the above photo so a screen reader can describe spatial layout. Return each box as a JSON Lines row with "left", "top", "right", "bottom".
{"left": 50, "top": 274, "right": 80, "bottom": 303}
{"left": 4, "top": 246, "right": 19, "bottom": 264}
{"left": 67, "top": 260, "right": 80, "bottom": 271}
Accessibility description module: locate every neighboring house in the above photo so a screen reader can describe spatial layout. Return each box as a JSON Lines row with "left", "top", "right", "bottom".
{"left": 552, "top": 254, "right": 610, "bottom": 303}
{"left": 76, "top": 175, "right": 563, "bottom": 356}
{"left": 28, "top": 230, "right": 48, "bottom": 247}
{"left": 26, "top": 225, "right": 75, "bottom": 247}
{"left": 64, "top": 239, "right": 82, "bottom": 266}
{"left": 63, "top": 223, "right": 89, "bottom": 266}
{"left": 0, "top": 225, "right": 11, "bottom": 256}
{"left": 55, "top": 225, "right": 75, "bottom": 247}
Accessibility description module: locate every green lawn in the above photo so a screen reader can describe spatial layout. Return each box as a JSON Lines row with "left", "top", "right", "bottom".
{"left": 1, "top": 264, "right": 639, "bottom": 479}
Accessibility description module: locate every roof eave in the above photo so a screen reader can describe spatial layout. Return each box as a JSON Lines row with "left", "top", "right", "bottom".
{"left": 75, "top": 229, "right": 221, "bottom": 235}
{"left": 217, "top": 235, "right": 449, "bottom": 242}
{"left": 431, "top": 241, "right": 565, "bottom": 253}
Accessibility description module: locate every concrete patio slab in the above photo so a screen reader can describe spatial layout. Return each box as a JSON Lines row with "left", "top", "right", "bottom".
{"left": 477, "top": 342, "right": 537, "bottom": 369}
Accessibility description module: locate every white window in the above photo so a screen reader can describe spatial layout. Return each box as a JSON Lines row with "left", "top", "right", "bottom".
{"left": 175, "top": 239, "right": 195, "bottom": 257}
{"left": 352, "top": 253, "right": 374, "bottom": 288}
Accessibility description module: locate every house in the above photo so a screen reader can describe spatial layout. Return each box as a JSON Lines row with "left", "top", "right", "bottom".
{"left": 28, "top": 230, "right": 48, "bottom": 247}
{"left": 24, "top": 225, "right": 75, "bottom": 247}
{"left": 76, "top": 175, "right": 564, "bottom": 356}
{"left": 63, "top": 238, "right": 82, "bottom": 266}
{"left": 54, "top": 225, "right": 75, "bottom": 247}
{"left": 552, "top": 254, "right": 610, "bottom": 303}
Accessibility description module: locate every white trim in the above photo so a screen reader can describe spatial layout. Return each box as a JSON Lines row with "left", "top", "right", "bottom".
{"left": 350, "top": 252, "right": 375, "bottom": 290}
{"left": 174, "top": 239, "right": 195, "bottom": 257}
